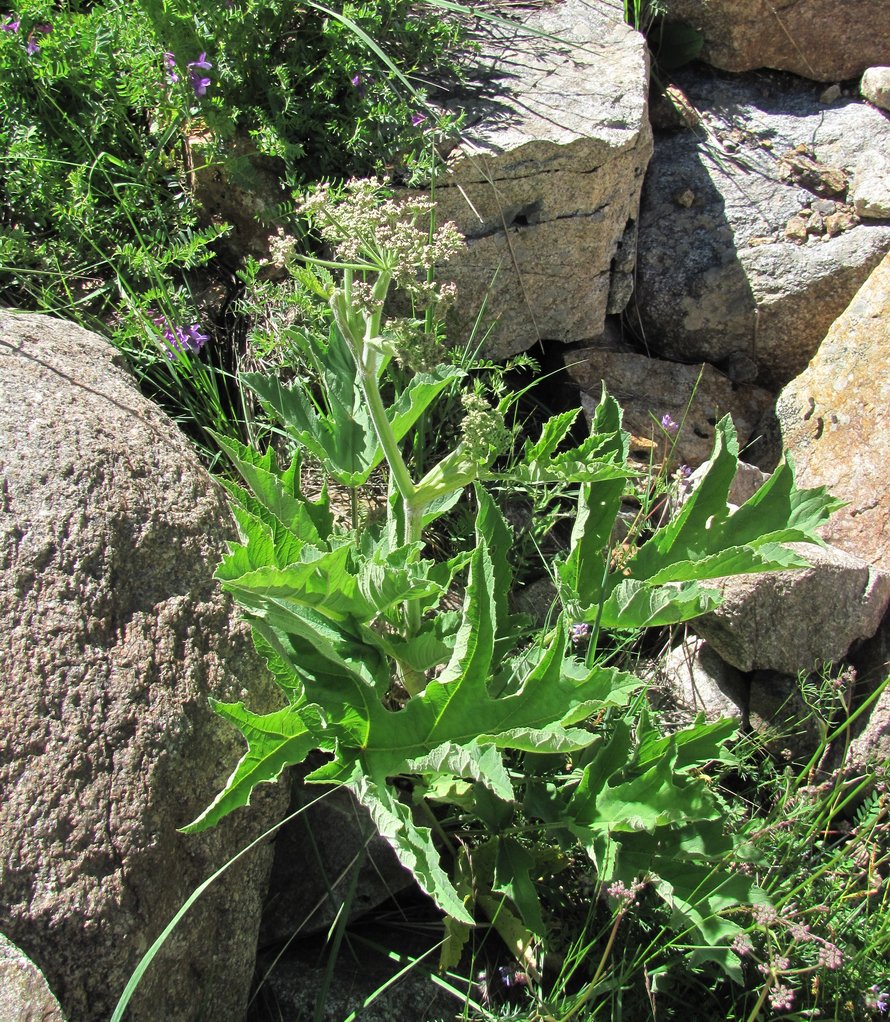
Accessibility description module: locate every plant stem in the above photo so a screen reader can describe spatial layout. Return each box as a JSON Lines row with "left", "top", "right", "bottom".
{"left": 744, "top": 978, "right": 773, "bottom": 1022}
{"left": 558, "top": 909, "right": 626, "bottom": 1022}
{"left": 357, "top": 363, "right": 417, "bottom": 509}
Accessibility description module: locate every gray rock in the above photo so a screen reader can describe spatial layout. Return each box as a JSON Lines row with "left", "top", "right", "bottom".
{"left": 845, "top": 681, "right": 890, "bottom": 782}
{"left": 568, "top": 350, "right": 773, "bottom": 468}
{"left": 0, "top": 311, "right": 289, "bottom": 1021}
{"left": 774, "top": 254, "right": 890, "bottom": 572}
{"left": 661, "top": 0, "right": 890, "bottom": 82}
{"left": 692, "top": 543, "right": 890, "bottom": 676}
{"left": 260, "top": 769, "right": 414, "bottom": 943}
{"left": 0, "top": 934, "right": 65, "bottom": 1022}
{"left": 846, "top": 614, "right": 890, "bottom": 780}
{"left": 636, "top": 68, "right": 890, "bottom": 389}
{"left": 851, "top": 151, "right": 890, "bottom": 219}
{"left": 654, "top": 637, "right": 749, "bottom": 722}
{"left": 425, "top": 0, "right": 652, "bottom": 358}
{"left": 861, "top": 66, "right": 890, "bottom": 111}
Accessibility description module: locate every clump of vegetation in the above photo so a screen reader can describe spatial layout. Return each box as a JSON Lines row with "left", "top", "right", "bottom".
{"left": 1, "top": 0, "right": 465, "bottom": 463}
{"left": 159, "top": 183, "right": 855, "bottom": 1020}
{"left": 6, "top": 4, "right": 887, "bottom": 1019}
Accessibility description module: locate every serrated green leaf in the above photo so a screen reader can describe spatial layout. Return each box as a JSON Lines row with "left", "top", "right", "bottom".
{"left": 561, "top": 391, "right": 632, "bottom": 607}
{"left": 182, "top": 701, "right": 316, "bottom": 833}
{"left": 220, "top": 545, "right": 374, "bottom": 622}
{"left": 252, "top": 631, "right": 304, "bottom": 700}
{"left": 404, "top": 740, "right": 515, "bottom": 802}
{"left": 635, "top": 711, "right": 738, "bottom": 772}
{"left": 356, "top": 534, "right": 441, "bottom": 618}
{"left": 625, "top": 419, "right": 840, "bottom": 584}
{"left": 244, "top": 363, "right": 462, "bottom": 487}
{"left": 522, "top": 408, "right": 580, "bottom": 462}
{"left": 214, "top": 432, "right": 324, "bottom": 548}
{"left": 242, "top": 602, "right": 389, "bottom": 700}
{"left": 346, "top": 768, "right": 474, "bottom": 924}
{"left": 436, "top": 540, "right": 496, "bottom": 687}
{"left": 593, "top": 578, "right": 722, "bottom": 629}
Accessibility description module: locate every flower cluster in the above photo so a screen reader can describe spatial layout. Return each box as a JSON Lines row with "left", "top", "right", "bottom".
{"left": 769, "top": 983, "right": 796, "bottom": 1012}
{"left": 606, "top": 877, "right": 647, "bottom": 907}
{"left": 660, "top": 412, "right": 679, "bottom": 435}
{"left": 673, "top": 463, "right": 692, "bottom": 493}
{"left": 570, "top": 621, "right": 591, "bottom": 646}
{"left": 162, "top": 50, "right": 212, "bottom": 97}
{"left": 149, "top": 311, "right": 209, "bottom": 359}
{"left": 460, "top": 391, "right": 511, "bottom": 466}
{"left": 733, "top": 901, "right": 847, "bottom": 1016}
{"left": 298, "top": 178, "right": 464, "bottom": 304}
{"left": 383, "top": 318, "right": 444, "bottom": 374}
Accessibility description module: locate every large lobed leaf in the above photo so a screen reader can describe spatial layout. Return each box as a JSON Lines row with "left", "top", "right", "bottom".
{"left": 564, "top": 408, "right": 842, "bottom": 629}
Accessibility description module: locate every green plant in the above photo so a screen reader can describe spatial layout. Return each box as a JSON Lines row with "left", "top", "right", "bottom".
{"left": 0, "top": 0, "right": 210, "bottom": 312}
{"left": 1, "top": 0, "right": 470, "bottom": 476}
{"left": 180, "top": 183, "right": 842, "bottom": 992}
{"left": 133, "top": 0, "right": 466, "bottom": 185}
{"left": 718, "top": 673, "right": 890, "bottom": 1021}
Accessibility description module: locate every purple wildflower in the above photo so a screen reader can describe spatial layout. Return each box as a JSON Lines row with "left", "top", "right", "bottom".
{"left": 25, "top": 36, "right": 39, "bottom": 54}
{"left": 660, "top": 413, "right": 679, "bottom": 435}
{"left": 149, "top": 310, "right": 209, "bottom": 358}
{"left": 35, "top": 22, "right": 51, "bottom": 32}
{"left": 185, "top": 323, "right": 209, "bottom": 350}
{"left": 187, "top": 52, "right": 212, "bottom": 97}
{"left": 351, "top": 73, "right": 364, "bottom": 96}
{"left": 673, "top": 464, "right": 693, "bottom": 493}
{"left": 411, "top": 112, "right": 427, "bottom": 127}
{"left": 2, "top": 16, "right": 20, "bottom": 32}
{"left": 163, "top": 51, "right": 179, "bottom": 84}
{"left": 570, "top": 622, "right": 591, "bottom": 645}
{"left": 868, "top": 986, "right": 889, "bottom": 1014}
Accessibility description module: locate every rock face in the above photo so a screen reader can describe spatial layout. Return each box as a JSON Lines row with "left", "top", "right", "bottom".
{"left": 428, "top": 0, "right": 652, "bottom": 358}
{"left": 566, "top": 350, "right": 773, "bottom": 468}
{"left": 653, "top": 637, "right": 748, "bottom": 722}
{"left": 773, "top": 254, "right": 890, "bottom": 572}
{"left": 692, "top": 544, "right": 890, "bottom": 676}
{"left": 0, "top": 934, "right": 65, "bottom": 1022}
{"left": 635, "top": 68, "right": 890, "bottom": 389}
{"left": 0, "top": 312, "right": 288, "bottom": 1021}
{"left": 661, "top": 0, "right": 890, "bottom": 82}
{"left": 861, "top": 67, "right": 890, "bottom": 112}
{"left": 851, "top": 151, "right": 890, "bottom": 220}
{"left": 846, "top": 616, "right": 890, "bottom": 778}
